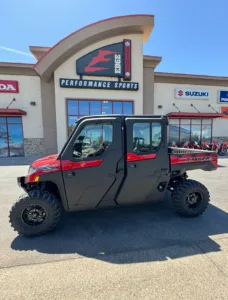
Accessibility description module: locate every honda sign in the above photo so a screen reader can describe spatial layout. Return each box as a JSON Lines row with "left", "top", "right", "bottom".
{"left": 0, "top": 80, "right": 19, "bottom": 93}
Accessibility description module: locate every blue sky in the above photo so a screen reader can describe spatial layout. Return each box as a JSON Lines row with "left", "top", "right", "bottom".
{"left": 0, "top": 0, "right": 227, "bottom": 76}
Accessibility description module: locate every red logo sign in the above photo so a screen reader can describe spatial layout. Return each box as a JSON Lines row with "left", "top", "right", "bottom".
{"left": 178, "top": 90, "right": 183, "bottom": 97}
{"left": 0, "top": 80, "right": 19, "bottom": 93}
{"left": 76, "top": 39, "right": 132, "bottom": 80}
{"left": 85, "top": 50, "right": 118, "bottom": 73}
{"left": 221, "top": 107, "right": 228, "bottom": 119}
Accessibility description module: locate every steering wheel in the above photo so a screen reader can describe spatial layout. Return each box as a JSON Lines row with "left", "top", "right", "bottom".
{"left": 102, "top": 142, "right": 109, "bottom": 150}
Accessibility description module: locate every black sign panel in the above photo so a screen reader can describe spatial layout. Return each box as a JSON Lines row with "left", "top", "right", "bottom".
{"left": 76, "top": 42, "right": 124, "bottom": 78}
{"left": 60, "top": 78, "right": 139, "bottom": 91}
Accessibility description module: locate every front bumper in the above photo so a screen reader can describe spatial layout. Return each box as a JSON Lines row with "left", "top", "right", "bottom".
{"left": 17, "top": 176, "right": 26, "bottom": 189}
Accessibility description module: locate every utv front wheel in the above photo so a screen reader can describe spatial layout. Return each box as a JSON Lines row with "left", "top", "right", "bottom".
{"left": 171, "top": 179, "right": 210, "bottom": 217}
{"left": 9, "top": 190, "right": 62, "bottom": 237}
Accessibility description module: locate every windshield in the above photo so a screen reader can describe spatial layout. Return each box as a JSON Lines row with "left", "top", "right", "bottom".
{"left": 68, "top": 121, "right": 78, "bottom": 140}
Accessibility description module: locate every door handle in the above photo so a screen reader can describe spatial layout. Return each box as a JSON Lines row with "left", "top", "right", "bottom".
{"left": 129, "top": 163, "right": 136, "bottom": 168}
{"left": 66, "top": 171, "right": 75, "bottom": 178}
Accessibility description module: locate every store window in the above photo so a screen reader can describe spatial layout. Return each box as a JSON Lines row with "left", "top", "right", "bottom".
{"left": 72, "top": 122, "right": 113, "bottom": 159}
{"left": 0, "top": 116, "right": 24, "bottom": 157}
{"left": 168, "top": 119, "right": 212, "bottom": 147}
{"left": 67, "top": 99, "right": 133, "bottom": 135}
{"left": 132, "top": 122, "right": 162, "bottom": 154}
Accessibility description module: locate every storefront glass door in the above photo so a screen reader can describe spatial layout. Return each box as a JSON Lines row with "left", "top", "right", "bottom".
{"left": 67, "top": 99, "right": 134, "bottom": 135}
{"left": 0, "top": 117, "right": 24, "bottom": 157}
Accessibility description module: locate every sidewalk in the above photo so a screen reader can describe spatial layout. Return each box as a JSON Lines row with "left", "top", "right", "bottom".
{"left": 1, "top": 239, "right": 228, "bottom": 300}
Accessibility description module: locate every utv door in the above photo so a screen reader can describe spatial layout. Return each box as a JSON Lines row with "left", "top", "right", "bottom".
{"left": 116, "top": 117, "right": 170, "bottom": 205}
{"left": 60, "top": 117, "right": 125, "bottom": 210}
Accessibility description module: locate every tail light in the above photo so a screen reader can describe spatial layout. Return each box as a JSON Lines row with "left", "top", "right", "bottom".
{"left": 211, "top": 153, "right": 218, "bottom": 168}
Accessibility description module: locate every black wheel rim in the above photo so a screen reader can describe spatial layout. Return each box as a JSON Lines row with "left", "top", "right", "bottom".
{"left": 186, "top": 192, "right": 202, "bottom": 210}
{"left": 21, "top": 204, "right": 48, "bottom": 226}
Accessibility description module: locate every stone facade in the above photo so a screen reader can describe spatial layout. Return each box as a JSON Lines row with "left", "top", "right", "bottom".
{"left": 24, "top": 138, "right": 45, "bottom": 157}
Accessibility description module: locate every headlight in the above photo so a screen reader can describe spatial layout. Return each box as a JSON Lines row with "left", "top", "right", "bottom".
{"left": 28, "top": 164, "right": 59, "bottom": 175}
{"left": 37, "top": 164, "right": 59, "bottom": 172}
{"left": 28, "top": 166, "right": 36, "bottom": 175}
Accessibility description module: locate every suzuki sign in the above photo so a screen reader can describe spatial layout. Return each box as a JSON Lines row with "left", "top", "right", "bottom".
{"left": 0, "top": 80, "right": 19, "bottom": 93}
{"left": 175, "top": 88, "right": 209, "bottom": 100}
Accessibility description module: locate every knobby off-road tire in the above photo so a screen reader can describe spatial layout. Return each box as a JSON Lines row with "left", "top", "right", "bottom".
{"left": 171, "top": 179, "right": 210, "bottom": 217}
{"left": 218, "top": 149, "right": 227, "bottom": 156}
{"left": 9, "top": 189, "right": 62, "bottom": 237}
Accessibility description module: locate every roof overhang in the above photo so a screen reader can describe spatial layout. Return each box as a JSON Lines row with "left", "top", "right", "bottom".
{"left": 0, "top": 62, "right": 36, "bottom": 76}
{"left": 143, "top": 55, "right": 162, "bottom": 68}
{"left": 0, "top": 109, "right": 27, "bottom": 116}
{"left": 34, "top": 14, "right": 154, "bottom": 82}
{"left": 29, "top": 46, "right": 51, "bottom": 60}
{"left": 155, "top": 72, "right": 228, "bottom": 86}
{"left": 167, "top": 112, "right": 224, "bottom": 119}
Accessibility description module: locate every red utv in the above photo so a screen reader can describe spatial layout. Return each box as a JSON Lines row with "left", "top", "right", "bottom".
{"left": 9, "top": 115, "right": 218, "bottom": 237}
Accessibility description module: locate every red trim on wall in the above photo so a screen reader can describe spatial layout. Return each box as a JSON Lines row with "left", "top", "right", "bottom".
{"left": 167, "top": 112, "right": 224, "bottom": 119}
{"left": 123, "top": 39, "right": 131, "bottom": 80}
{"left": 127, "top": 152, "right": 157, "bottom": 162}
{"left": 0, "top": 109, "right": 26, "bottom": 116}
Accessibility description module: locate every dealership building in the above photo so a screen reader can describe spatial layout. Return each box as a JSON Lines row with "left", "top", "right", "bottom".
{"left": 0, "top": 14, "right": 228, "bottom": 157}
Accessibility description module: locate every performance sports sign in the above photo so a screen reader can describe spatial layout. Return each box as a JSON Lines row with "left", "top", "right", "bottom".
{"left": 60, "top": 39, "right": 139, "bottom": 91}
{"left": 59, "top": 78, "right": 139, "bottom": 91}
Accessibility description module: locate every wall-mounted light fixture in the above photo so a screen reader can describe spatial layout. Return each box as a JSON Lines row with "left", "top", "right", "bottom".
{"left": 6, "top": 98, "right": 16, "bottom": 109}
{"left": 173, "top": 103, "right": 181, "bottom": 112}
{"left": 190, "top": 103, "right": 200, "bottom": 113}
{"left": 208, "top": 104, "right": 219, "bottom": 113}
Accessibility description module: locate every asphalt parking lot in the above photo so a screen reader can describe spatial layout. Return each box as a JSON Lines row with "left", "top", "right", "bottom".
{"left": 0, "top": 158, "right": 228, "bottom": 299}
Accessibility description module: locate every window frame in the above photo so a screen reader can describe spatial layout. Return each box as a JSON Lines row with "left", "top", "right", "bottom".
{"left": 66, "top": 98, "right": 134, "bottom": 136}
{"left": 0, "top": 116, "right": 24, "bottom": 157}
{"left": 68, "top": 118, "right": 115, "bottom": 161}
{"left": 131, "top": 120, "right": 163, "bottom": 155}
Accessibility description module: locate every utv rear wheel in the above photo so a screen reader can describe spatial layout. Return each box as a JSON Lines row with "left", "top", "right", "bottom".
{"left": 218, "top": 149, "right": 227, "bottom": 156}
{"left": 9, "top": 190, "right": 61, "bottom": 237}
{"left": 171, "top": 179, "right": 210, "bottom": 217}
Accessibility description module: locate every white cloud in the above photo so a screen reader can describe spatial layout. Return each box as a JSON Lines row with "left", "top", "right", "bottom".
{"left": 0, "top": 46, "right": 33, "bottom": 57}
